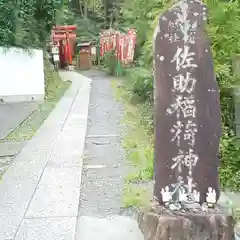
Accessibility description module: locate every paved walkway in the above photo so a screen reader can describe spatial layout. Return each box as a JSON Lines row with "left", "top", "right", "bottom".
{"left": 0, "top": 71, "right": 91, "bottom": 240}
{"left": 78, "top": 70, "right": 125, "bottom": 217}
{"left": 0, "top": 70, "right": 239, "bottom": 240}
{"left": 0, "top": 102, "right": 39, "bottom": 139}
{"left": 74, "top": 70, "right": 142, "bottom": 240}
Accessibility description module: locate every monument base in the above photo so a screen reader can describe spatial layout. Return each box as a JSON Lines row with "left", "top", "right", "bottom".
{"left": 138, "top": 202, "right": 234, "bottom": 240}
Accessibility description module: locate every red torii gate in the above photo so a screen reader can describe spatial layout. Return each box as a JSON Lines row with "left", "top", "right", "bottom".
{"left": 100, "top": 29, "right": 137, "bottom": 63}
{"left": 51, "top": 25, "right": 77, "bottom": 69}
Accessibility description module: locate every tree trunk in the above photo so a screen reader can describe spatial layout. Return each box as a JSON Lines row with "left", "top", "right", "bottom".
{"left": 84, "top": 0, "right": 88, "bottom": 18}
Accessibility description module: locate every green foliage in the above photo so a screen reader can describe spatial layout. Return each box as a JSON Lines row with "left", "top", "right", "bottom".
{"left": 67, "top": 0, "right": 121, "bottom": 44}
{"left": 219, "top": 129, "right": 240, "bottom": 191}
{"left": 207, "top": 0, "right": 240, "bottom": 89}
{"left": 75, "top": 18, "right": 102, "bottom": 43}
{"left": 0, "top": 0, "right": 62, "bottom": 48}
{"left": 119, "top": 0, "right": 240, "bottom": 191}
{"left": 123, "top": 184, "right": 151, "bottom": 208}
{"left": 207, "top": 0, "right": 240, "bottom": 191}
{"left": 125, "top": 67, "right": 153, "bottom": 102}
{"left": 102, "top": 50, "right": 118, "bottom": 75}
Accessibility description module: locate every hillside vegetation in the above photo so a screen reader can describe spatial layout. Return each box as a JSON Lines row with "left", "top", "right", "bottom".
{"left": 67, "top": 0, "right": 240, "bottom": 191}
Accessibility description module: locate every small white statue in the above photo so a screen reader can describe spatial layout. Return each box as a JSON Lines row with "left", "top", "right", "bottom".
{"left": 179, "top": 190, "right": 186, "bottom": 202}
{"left": 169, "top": 203, "right": 181, "bottom": 211}
{"left": 201, "top": 202, "right": 208, "bottom": 212}
{"left": 193, "top": 190, "right": 200, "bottom": 202}
{"left": 206, "top": 187, "right": 216, "bottom": 207}
{"left": 161, "top": 186, "right": 172, "bottom": 203}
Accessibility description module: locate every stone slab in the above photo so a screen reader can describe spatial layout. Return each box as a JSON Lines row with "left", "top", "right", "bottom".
{"left": 78, "top": 70, "right": 124, "bottom": 217}
{"left": 47, "top": 152, "right": 82, "bottom": 167}
{"left": 79, "top": 167, "right": 123, "bottom": 216}
{"left": 0, "top": 177, "right": 37, "bottom": 204}
{"left": 38, "top": 166, "right": 81, "bottom": 187}
{"left": 0, "top": 141, "right": 26, "bottom": 157}
{"left": 0, "top": 201, "right": 28, "bottom": 239}
{"left": 138, "top": 205, "right": 234, "bottom": 240}
{"left": 26, "top": 185, "right": 80, "bottom": 218}
{"left": 0, "top": 101, "right": 39, "bottom": 139}
{"left": 15, "top": 217, "right": 76, "bottom": 240}
{"left": 75, "top": 216, "right": 144, "bottom": 240}
{"left": 0, "top": 71, "right": 92, "bottom": 238}
{"left": 153, "top": 0, "right": 221, "bottom": 204}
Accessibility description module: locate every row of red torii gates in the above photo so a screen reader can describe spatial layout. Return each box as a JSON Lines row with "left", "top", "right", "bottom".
{"left": 50, "top": 25, "right": 137, "bottom": 69}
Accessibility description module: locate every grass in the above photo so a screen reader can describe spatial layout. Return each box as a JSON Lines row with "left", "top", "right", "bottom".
{"left": 111, "top": 78, "right": 154, "bottom": 208}
{"left": 123, "top": 184, "right": 152, "bottom": 208}
{"left": 1, "top": 63, "right": 71, "bottom": 143}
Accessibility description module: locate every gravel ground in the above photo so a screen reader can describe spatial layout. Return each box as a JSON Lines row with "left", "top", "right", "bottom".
{"left": 79, "top": 70, "right": 126, "bottom": 217}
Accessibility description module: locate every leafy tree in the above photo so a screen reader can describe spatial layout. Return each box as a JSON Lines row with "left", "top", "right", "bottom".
{"left": 0, "top": 0, "right": 63, "bottom": 48}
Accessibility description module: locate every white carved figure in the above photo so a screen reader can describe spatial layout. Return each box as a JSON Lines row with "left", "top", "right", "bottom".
{"left": 186, "top": 175, "right": 197, "bottom": 192}
{"left": 171, "top": 150, "right": 199, "bottom": 173}
{"left": 161, "top": 186, "right": 172, "bottom": 203}
{"left": 206, "top": 187, "right": 216, "bottom": 207}
{"left": 183, "top": 21, "right": 198, "bottom": 45}
{"left": 184, "top": 120, "right": 198, "bottom": 146}
{"left": 201, "top": 202, "right": 208, "bottom": 212}
{"left": 169, "top": 203, "right": 181, "bottom": 211}
{"left": 170, "top": 121, "right": 183, "bottom": 146}
{"left": 186, "top": 175, "right": 194, "bottom": 193}
{"left": 171, "top": 150, "right": 184, "bottom": 172}
{"left": 184, "top": 149, "right": 199, "bottom": 172}
{"left": 166, "top": 95, "right": 196, "bottom": 118}
{"left": 171, "top": 45, "right": 198, "bottom": 71}
{"left": 172, "top": 72, "right": 196, "bottom": 94}
{"left": 193, "top": 190, "right": 200, "bottom": 202}
{"left": 179, "top": 189, "right": 187, "bottom": 202}
{"left": 178, "top": 96, "right": 196, "bottom": 118}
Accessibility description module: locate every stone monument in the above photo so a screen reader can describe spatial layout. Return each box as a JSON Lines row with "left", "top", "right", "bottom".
{"left": 138, "top": 0, "right": 234, "bottom": 239}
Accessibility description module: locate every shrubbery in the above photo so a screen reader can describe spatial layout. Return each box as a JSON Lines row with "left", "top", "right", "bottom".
{"left": 113, "top": 0, "right": 240, "bottom": 191}
{"left": 0, "top": 0, "right": 62, "bottom": 48}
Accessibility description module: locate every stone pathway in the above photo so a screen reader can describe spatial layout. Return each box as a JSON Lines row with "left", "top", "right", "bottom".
{"left": 2, "top": 69, "right": 238, "bottom": 239}
{"left": 0, "top": 142, "right": 26, "bottom": 177}
{"left": 78, "top": 70, "right": 125, "bottom": 217}
{"left": 0, "top": 102, "right": 39, "bottom": 140}
{"left": 0, "top": 70, "right": 144, "bottom": 240}
{"left": 0, "top": 71, "right": 91, "bottom": 239}
{"left": 75, "top": 70, "right": 142, "bottom": 239}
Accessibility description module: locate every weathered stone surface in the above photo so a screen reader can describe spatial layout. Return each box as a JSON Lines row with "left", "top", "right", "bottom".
{"left": 0, "top": 71, "right": 91, "bottom": 238}
{"left": 153, "top": 0, "right": 221, "bottom": 204}
{"left": 138, "top": 204, "right": 234, "bottom": 240}
{"left": 15, "top": 217, "right": 76, "bottom": 240}
{"left": 0, "top": 141, "right": 26, "bottom": 157}
{"left": 76, "top": 216, "right": 144, "bottom": 240}
{"left": 0, "top": 102, "right": 39, "bottom": 139}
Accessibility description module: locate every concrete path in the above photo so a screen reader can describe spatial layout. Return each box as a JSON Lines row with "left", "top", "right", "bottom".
{"left": 74, "top": 70, "right": 143, "bottom": 240}
{"left": 0, "top": 69, "right": 238, "bottom": 240}
{"left": 0, "top": 71, "right": 91, "bottom": 240}
{"left": 0, "top": 70, "right": 144, "bottom": 240}
{"left": 0, "top": 102, "right": 39, "bottom": 140}
{"left": 78, "top": 70, "right": 125, "bottom": 217}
